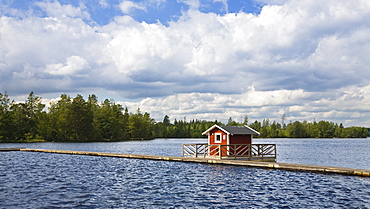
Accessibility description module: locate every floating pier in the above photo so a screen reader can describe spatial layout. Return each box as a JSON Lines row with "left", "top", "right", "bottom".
{"left": 2, "top": 148, "right": 370, "bottom": 177}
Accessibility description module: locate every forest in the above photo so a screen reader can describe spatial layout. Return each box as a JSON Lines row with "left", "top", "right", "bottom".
{"left": 0, "top": 92, "right": 368, "bottom": 142}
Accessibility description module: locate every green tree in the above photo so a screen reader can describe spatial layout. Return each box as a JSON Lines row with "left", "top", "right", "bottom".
{"left": 227, "top": 117, "right": 240, "bottom": 126}
{"left": 269, "top": 121, "right": 281, "bottom": 138}
{"left": 127, "top": 108, "right": 155, "bottom": 139}
{"left": 122, "top": 107, "right": 130, "bottom": 139}
{"left": 48, "top": 94, "right": 72, "bottom": 141}
{"left": 317, "top": 121, "right": 335, "bottom": 138}
{"left": 25, "top": 91, "right": 46, "bottom": 140}
{"left": 0, "top": 92, "right": 11, "bottom": 141}
{"left": 9, "top": 92, "right": 45, "bottom": 141}
{"left": 286, "top": 121, "right": 307, "bottom": 138}
{"left": 249, "top": 120, "right": 261, "bottom": 135}
{"left": 333, "top": 123, "right": 343, "bottom": 138}
{"left": 341, "top": 127, "right": 369, "bottom": 138}
{"left": 95, "top": 99, "right": 114, "bottom": 140}
{"left": 88, "top": 94, "right": 101, "bottom": 140}
{"left": 69, "top": 94, "right": 94, "bottom": 141}
{"left": 243, "top": 115, "right": 249, "bottom": 125}
{"left": 156, "top": 115, "right": 171, "bottom": 137}
{"left": 260, "top": 118, "right": 270, "bottom": 137}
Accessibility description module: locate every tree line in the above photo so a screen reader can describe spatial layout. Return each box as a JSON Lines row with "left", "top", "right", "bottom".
{"left": 0, "top": 92, "right": 368, "bottom": 142}
{"left": 247, "top": 119, "right": 369, "bottom": 138}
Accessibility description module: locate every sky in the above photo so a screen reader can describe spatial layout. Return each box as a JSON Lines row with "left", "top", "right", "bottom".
{"left": 1, "top": 0, "right": 370, "bottom": 127}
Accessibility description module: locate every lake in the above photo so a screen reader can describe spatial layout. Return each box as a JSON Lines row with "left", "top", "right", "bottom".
{"left": 1, "top": 138, "right": 370, "bottom": 208}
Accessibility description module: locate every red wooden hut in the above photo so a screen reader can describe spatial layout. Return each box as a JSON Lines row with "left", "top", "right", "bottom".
{"left": 202, "top": 124, "right": 260, "bottom": 145}
{"left": 202, "top": 125, "right": 260, "bottom": 157}
{"left": 182, "top": 124, "right": 275, "bottom": 160}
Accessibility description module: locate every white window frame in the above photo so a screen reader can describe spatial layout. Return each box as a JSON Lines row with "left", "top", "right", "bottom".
{"left": 215, "top": 133, "right": 222, "bottom": 143}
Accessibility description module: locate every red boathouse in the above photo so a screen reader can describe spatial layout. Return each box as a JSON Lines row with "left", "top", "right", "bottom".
{"left": 202, "top": 124, "right": 260, "bottom": 145}
{"left": 182, "top": 124, "right": 276, "bottom": 161}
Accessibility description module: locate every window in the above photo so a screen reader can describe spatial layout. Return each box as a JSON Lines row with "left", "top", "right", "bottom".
{"left": 215, "top": 133, "right": 222, "bottom": 143}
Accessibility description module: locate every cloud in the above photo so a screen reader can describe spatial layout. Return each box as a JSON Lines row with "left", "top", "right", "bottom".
{"left": 106, "top": 0, "right": 370, "bottom": 95}
{"left": 1, "top": 0, "right": 370, "bottom": 126}
{"left": 120, "top": 84, "right": 370, "bottom": 127}
{"left": 119, "top": 1, "right": 147, "bottom": 14}
{"left": 178, "top": 0, "right": 200, "bottom": 10}
{"left": 99, "top": 0, "right": 110, "bottom": 8}
{"left": 45, "top": 56, "right": 90, "bottom": 76}
{"left": 0, "top": 10, "right": 110, "bottom": 94}
{"left": 35, "top": 1, "right": 91, "bottom": 20}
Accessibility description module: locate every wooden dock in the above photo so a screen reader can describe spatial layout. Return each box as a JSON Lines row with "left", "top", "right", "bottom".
{"left": 2, "top": 148, "right": 370, "bottom": 177}
{"left": 182, "top": 143, "right": 276, "bottom": 161}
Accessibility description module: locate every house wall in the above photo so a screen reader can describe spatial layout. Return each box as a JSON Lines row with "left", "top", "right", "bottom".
{"left": 209, "top": 128, "right": 228, "bottom": 145}
{"left": 229, "top": 135, "right": 252, "bottom": 144}
{"left": 205, "top": 125, "right": 255, "bottom": 157}
{"left": 208, "top": 128, "right": 228, "bottom": 156}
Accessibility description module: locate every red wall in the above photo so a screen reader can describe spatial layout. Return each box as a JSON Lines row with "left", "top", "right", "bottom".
{"left": 209, "top": 128, "right": 227, "bottom": 145}
{"left": 209, "top": 128, "right": 227, "bottom": 156}
{"left": 229, "top": 135, "right": 252, "bottom": 144}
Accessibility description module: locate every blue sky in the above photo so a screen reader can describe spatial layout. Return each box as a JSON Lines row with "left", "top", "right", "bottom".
{"left": 1, "top": 0, "right": 370, "bottom": 127}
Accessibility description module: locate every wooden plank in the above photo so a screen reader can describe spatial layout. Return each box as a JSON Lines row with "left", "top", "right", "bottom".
{"left": 0, "top": 148, "right": 24, "bottom": 151}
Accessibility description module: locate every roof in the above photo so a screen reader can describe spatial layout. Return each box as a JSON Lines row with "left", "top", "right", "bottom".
{"left": 202, "top": 125, "right": 260, "bottom": 136}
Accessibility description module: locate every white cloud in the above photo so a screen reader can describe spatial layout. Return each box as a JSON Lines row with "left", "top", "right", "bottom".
{"left": 119, "top": 84, "right": 370, "bottom": 127}
{"left": 178, "top": 0, "right": 200, "bottom": 10}
{"left": 35, "top": 1, "right": 91, "bottom": 20}
{"left": 1, "top": 0, "right": 370, "bottom": 127}
{"left": 99, "top": 0, "right": 109, "bottom": 8}
{"left": 119, "top": 1, "right": 147, "bottom": 14}
{"left": 45, "top": 56, "right": 90, "bottom": 76}
{"left": 105, "top": 0, "right": 370, "bottom": 94}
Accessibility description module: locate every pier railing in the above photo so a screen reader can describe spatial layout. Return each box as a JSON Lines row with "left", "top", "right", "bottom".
{"left": 182, "top": 144, "right": 276, "bottom": 161}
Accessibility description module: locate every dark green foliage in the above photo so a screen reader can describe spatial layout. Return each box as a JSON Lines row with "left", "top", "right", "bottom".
{"left": 0, "top": 92, "right": 157, "bottom": 142}
{"left": 258, "top": 119, "right": 368, "bottom": 138}
{"left": 0, "top": 91, "right": 368, "bottom": 142}
{"left": 94, "top": 99, "right": 126, "bottom": 141}
{"left": 127, "top": 108, "right": 155, "bottom": 139}
{"left": 0, "top": 92, "right": 11, "bottom": 141}
{"left": 69, "top": 95, "right": 94, "bottom": 141}
{"left": 286, "top": 121, "right": 307, "bottom": 138}
{"left": 7, "top": 92, "right": 45, "bottom": 142}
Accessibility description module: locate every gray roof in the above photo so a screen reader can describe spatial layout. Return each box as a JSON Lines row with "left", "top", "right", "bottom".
{"left": 221, "top": 126, "right": 259, "bottom": 135}
{"left": 202, "top": 124, "right": 260, "bottom": 136}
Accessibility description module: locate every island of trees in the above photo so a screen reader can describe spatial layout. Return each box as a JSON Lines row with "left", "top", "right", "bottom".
{"left": 0, "top": 92, "right": 368, "bottom": 142}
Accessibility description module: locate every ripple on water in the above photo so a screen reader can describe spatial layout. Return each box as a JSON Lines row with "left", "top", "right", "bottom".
{"left": 0, "top": 152, "right": 370, "bottom": 208}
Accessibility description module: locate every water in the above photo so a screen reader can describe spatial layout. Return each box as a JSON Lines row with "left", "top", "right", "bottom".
{"left": 1, "top": 138, "right": 370, "bottom": 208}
{"left": 256, "top": 138, "right": 370, "bottom": 170}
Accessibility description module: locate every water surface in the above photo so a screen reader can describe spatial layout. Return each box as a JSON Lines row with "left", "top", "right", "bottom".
{"left": 1, "top": 138, "right": 370, "bottom": 208}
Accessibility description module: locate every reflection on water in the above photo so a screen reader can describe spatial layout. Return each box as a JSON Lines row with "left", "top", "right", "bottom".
{"left": 1, "top": 138, "right": 370, "bottom": 208}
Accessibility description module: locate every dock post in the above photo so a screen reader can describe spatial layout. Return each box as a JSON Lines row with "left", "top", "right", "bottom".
{"left": 219, "top": 145, "right": 222, "bottom": 159}
{"left": 195, "top": 144, "right": 198, "bottom": 158}
{"left": 182, "top": 144, "right": 184, "bottom": 157}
